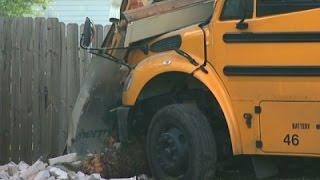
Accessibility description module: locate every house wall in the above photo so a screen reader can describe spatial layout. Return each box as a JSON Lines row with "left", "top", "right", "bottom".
{"left": 44, "top": 0, "right": 120, "bottom": 25}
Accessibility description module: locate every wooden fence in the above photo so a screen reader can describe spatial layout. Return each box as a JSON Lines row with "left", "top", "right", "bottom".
{"left": 0, "top": 17, "right": 110, "bottom": 164}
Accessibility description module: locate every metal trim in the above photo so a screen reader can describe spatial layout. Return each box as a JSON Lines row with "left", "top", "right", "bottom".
{"left": 224, "top": 66, "right": 320, "bottom": 76}
{"left": 223, "top": 32, "right": 320, "bottom": 43}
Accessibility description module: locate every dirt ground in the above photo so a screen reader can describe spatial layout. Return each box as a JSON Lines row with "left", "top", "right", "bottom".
{"left": 82, "top": 136, "right": 320, "bottom": 180}
{"left": 216, "top": 156, "right": 320, "bottom": 180}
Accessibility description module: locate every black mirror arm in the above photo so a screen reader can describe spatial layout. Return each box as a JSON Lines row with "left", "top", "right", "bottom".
{"left": 236, "top": 18, "right": 249, "bottom": 30}
{"left": 109, "top": 18, "right": 120, "bottom": 24}
{"left": 236, "top": 0, "right": 250, "bottom": 30}
{"left": 80, "top": 34, "right": 90, "bottom": 50}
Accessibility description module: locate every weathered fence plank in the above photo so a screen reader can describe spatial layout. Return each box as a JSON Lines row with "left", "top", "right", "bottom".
{"left": 38, "top": 18, "right": 49, "bottom": 159}
{"left": 49, "top": 18, "right": 62, "bottom": 157}
{"left": 10, "top": 18, "right": 21, "bottom": 162}
{"left": 94, "top": 25, "right": 104, "bottom": 48}
{"left": 4, "top": 18, "right": 12, "bottom": 163}
{"left": 20, "top": 18, "right": 34, "bottom": 163}
{"left": 32, "top": 17, "right": 44, "bottom": 162}
{"left": 16, "top": 18, "right": 24, "bottom": 162}
{"left": 0, "top": 17, "right": 10, "bottom": 164}
{"left": 67, "top": 24, "right": 80, "bottom": 132}
{"left": 58, "top": 22, "right": 68, "bottom": 155}
{"left": 0, "top": 17, "right": 5, "bottom": 164}
{"left": 43, "top": 18, "right": 57, "bottom": 158}
{"left": 104, "top": 25, "right": 111, "bottom": 38}
{"left": 1, "top": 18, "right": 12, "bottom": 163}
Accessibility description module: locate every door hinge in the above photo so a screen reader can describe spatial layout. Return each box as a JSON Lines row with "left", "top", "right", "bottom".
{"left": 244, "top": 113, "right": 253, "bottom": 128}
{"left": 255, "top": 106, "right": 262, "bottom": 114}
{"left": 256, "top": 140, "right": 263, "bottom": 149}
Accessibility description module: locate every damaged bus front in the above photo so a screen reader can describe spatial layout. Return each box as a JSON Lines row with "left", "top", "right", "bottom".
{"left": 67, "top": 0, "right": 214, "bottom": 154}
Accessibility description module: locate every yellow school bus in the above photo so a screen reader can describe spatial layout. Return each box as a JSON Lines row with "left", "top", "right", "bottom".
{"left": 82, "top": 0, "right": 320, "bottom": 179}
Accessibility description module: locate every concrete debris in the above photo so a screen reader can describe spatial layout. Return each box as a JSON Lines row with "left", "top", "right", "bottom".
{"left": 77, "top": 171, "right": 86, "bottom": 179}
{"left": 0, "top": 164, "right": 8, "bottom": 172}
{"left": 71, "top": 160, "right": 82, "bottom": 167}
{"left": 7, "top": 162, "right": 18, "bottom": 176}
{"left": 48, "top": 153, "right": 78, "bottom": 166}
{"left": 18, "top": 161, "right": 30, "bottom": 171}
{"left": 0, "top": 156, "right": 149, "bottom": 180}
{"left": 67, "top": 171, "right": 77, "bottom": 180}
{"left": 0, "top": 170, "right": 9, "bottom": 179}
{"left": 34, "top": 170, "right": 50, "bottom": 180}
{"left": 113, "top": 143, "right": 121, "bottom": 150}
{"left": 109, "top": 177, "right": 136, "bottom": 180}
{"left": 88, "top": 173, "right": 103, "bottom": 180}
{"left": 137, "top": 174, "right": 148, "bottom": 180}
{"left": 110, "top": 175, "right": 148, "bottom": 180}
{"left": 20, "top": 159, "right": 47, "bottom": 179}
{"left": 47, "top": 177, "right": 55, "bottom": 180}
{"left": 49, "top": 167, "right": 68, "bottom": 179}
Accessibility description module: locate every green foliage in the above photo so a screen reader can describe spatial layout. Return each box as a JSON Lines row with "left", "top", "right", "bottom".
{"left": 0, "top": 0, "right": 51, "bottom": 17}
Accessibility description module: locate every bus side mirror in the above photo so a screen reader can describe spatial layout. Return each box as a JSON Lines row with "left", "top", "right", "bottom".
{"left": 236, "top": 19, "right": 249, "bottom": 30}
{"left": 236, "top": 0, "right": 251, "bottom": 30}
{"left": 81, "top": 17, "right": 94, "bottom": 48}
{"left": 109, "top": 18, "right": 120, "bottom": 24}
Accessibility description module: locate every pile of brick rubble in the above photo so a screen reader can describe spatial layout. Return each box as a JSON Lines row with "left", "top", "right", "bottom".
{"left": 0, "top": 153, "right": 148, "bottom": 180}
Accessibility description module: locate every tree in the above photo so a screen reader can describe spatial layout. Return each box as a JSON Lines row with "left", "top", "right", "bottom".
{"left": 0, "top": 0, "right": 51, "bottom": 17}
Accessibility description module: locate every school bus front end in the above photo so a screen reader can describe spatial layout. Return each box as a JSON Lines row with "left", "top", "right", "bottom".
{"left": 79, "top": 0, "right": 320, "bottom": 179}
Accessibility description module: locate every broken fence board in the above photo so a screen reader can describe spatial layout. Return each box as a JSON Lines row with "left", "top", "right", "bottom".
{"left": 79, "top": 24, "right": 90, "bottom": 87}
{"left": 48, "top": 153, "right": 77, "bottom": 166}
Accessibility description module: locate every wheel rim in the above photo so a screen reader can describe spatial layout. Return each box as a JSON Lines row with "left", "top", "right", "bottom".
{"left": 156, "top": 127, "right": 189, "bottom": 177}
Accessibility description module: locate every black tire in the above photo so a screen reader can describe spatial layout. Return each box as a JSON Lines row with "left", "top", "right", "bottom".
{"left": 147, "top": 104, "right": 217, "bottom": 180}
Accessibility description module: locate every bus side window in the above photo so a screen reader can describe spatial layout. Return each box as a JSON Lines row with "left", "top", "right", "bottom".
{"left": 257, "top": 0, "right": 320, "bottom": 17}
{"left": 220, "top": 0, "right": 253, "bottom": 21}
